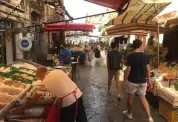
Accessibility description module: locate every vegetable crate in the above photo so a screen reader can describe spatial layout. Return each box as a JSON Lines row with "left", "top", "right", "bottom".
{"left": 159, "top": 98, "right": 178, "bottom": 122}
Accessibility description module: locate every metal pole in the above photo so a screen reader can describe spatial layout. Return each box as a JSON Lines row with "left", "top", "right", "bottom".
{"left": 157, "top": 23, "right": 160, "bottom": 68}
{"left": 26, "top": 10, "right": 117, "bottom": 28}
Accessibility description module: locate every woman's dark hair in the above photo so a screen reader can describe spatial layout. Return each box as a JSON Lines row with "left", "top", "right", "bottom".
{"left": 111, "top": 41, "right": 117, "bottom": 49}
{"left": 132, "top": 39, "right": 142, "bottom": 49}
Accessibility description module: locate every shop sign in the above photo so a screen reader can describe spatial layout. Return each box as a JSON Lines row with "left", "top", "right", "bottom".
{"left": 19, "top": 37, "right": 32, "bottom": 51}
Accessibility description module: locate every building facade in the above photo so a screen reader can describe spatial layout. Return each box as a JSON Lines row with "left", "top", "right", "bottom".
{"left": 0, "top": 0, "right": 64, "bottom": 64}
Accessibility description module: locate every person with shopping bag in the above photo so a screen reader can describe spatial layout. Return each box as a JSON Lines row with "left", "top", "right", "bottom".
{"left": 35, "top": 67, "right": 87, "bottom": 122}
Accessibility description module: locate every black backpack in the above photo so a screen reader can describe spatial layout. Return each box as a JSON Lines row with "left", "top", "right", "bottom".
{"left": 109, "top": 51, "right": 122, "bottom": 70}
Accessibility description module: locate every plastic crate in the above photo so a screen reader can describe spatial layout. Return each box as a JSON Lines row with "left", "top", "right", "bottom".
{"left": 159, "top": 98, "right": 178, "bottom": 122}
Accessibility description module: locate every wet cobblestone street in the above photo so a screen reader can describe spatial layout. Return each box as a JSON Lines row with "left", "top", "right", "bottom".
{"left": 76, "top": 57, "right": 166, "bottom": 122}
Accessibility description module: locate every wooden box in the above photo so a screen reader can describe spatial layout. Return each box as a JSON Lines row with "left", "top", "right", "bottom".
{"left": 159, "top": 99, "right": 178, "bottom": 122}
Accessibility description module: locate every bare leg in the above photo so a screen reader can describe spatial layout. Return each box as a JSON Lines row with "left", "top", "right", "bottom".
{"left": 127, "top": 93, "right": 134, "bottom": 114}
{"left": 115, "top": 71, "right": 120, "bottom": 95}
{"left": 139, "top": 96, "right": 151, "bottom": 117}
{"left": 108, "top": 71, "right": 113, "bottom": 91}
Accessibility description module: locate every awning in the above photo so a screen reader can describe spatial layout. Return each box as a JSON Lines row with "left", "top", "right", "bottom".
{"left": 140, "top": 0, "right": 172, "bottom": 3}
{"left": 106, "top": 0, "right": 170, "bottom": 26}
{"left": 44, "top": 23, "right": 95, "bottom": 32}
{"left": 84, "top": 0, "right": 130, "bottom": 10}
{"left": 153, "top": 0, "right": 178, "bottom": 23}
{"left": 105, "top": 23, "right": 169, "bottom": 36}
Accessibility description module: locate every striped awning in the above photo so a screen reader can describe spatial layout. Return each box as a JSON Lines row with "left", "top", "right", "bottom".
{"left": 105, "top": 23, "right": 169, "bottom": 36}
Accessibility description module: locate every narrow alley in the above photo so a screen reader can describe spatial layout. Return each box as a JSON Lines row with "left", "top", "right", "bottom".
{"left": 76, "top": 57, "right": 166, "bottom": 122}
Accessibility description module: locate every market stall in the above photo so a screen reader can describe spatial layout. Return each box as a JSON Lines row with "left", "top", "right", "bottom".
{"left": 0, "top": 60, "right": 72, "bottom": 122}
{"left": 148, "top": 1, "right": 178, "bottom": 122}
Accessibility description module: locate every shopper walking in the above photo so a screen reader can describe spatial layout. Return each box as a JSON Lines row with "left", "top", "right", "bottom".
{"left": 36, "top": 67, "right": 87, "bottom": 122}
{"left": 107, "top": 41, "right": 122, "bottom": 99}
{"left": 123, "top": 39, "right": 154, "bottom": 122}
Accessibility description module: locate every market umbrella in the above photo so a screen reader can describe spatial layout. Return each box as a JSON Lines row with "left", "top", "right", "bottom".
{"left": 153, "top": 0, "right": 178, "bottom": 23}
{"left": 44, "top": 23, "right": 95, "bottom": 32}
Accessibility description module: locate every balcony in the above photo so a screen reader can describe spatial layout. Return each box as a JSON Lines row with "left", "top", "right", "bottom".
{"left": 0, "top": 0, "right": 25, "bottom": 13}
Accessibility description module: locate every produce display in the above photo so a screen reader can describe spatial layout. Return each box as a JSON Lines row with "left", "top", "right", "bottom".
{"left": 24, "top": 87, "right": 55, "bottom": 105}
{"left": 19, "top": 68, "right": 35, "bottom": 76}
{"left": 12, "top": 73, "right": 35, "bottom": 81}
{"left": 0, "top": 61, "right": 59, "bottom": 120}
{"left": 0, "top": 78, "right": 28, "bottom": 109}
{"left": 12, "top": 63, "right": 37, "bottom": 71}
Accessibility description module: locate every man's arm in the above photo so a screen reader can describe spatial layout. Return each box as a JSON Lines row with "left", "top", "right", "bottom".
{"left": 107, "top": 53, "right": 110, "bottom": 69}
{"left": 146, "top": 64, "right": 152, "bottom": 87}
{"left": 124, "top": 66, "right": 131, "bottom": 82}
{"left": 107, "top": 57, "right": 109, "bottom": 69}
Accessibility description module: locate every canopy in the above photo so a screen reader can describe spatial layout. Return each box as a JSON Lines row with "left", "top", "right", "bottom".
{"left": 84, "top": 0, "right": 130, "bottom": 10}
{"left": 106, "top": 23, "right": 169, "bottom": 36}
{"left": 106, "top": 0, "right": 170, "bottom": 26}
{"left": 153, "top": 0, "right": 178, "bottom": 23}
{"left": 140, "top": 0, "right": 172, "bottom": 3}
{"left": 44, "top": 23, "right": 95, "bottom": 32}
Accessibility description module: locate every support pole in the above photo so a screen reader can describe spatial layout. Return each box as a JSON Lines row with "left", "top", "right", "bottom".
{"left": 157, "top": 23, "right": 160, "bottom": 68}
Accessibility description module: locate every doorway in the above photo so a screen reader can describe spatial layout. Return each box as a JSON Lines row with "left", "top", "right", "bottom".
{"left": 0, "top": 31, "right": 6, "bottom": 64}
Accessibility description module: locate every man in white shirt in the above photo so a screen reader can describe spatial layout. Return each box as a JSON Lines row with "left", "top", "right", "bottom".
{"left": 36, "top": 67, "right": 87, "bottom": 122}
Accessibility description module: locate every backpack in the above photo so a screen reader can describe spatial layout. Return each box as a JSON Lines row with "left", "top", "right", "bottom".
{"left": 108, "top": 51, "right": 122, "bottom": 70}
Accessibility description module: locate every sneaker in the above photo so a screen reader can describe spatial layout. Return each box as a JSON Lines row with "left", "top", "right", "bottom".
{"left": 148, "top": 117, "right": 154, "bottom": 122}
{"left": 123, "top": 110, "right": 132, "bottom": 120}
{"left": 117, "top": 94, "right": 122, "bottom": 99}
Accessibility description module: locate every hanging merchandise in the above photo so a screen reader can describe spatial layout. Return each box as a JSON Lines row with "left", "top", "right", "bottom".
{"left": 18, "top": 37, "right": 32, "bottom": 51}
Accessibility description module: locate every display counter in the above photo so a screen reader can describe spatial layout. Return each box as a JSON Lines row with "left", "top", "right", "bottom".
{"left": 149, "top": 64, "right": 178, "bottom": 122}
{"left": 0, "top": 60, "right": 72, "bottom": 121}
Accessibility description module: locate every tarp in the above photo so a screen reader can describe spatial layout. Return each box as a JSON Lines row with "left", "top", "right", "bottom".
{"left": 153, "top": 0, "right": 178, "bottom": 23}
{"left": 140, "top": 0, "right": 172, "bottom": 3}
{"left": 44, "top": 23, "right": 95, "bottom": 32}
{"left": 84, "top": 0, "right": 130, "bottom": 10}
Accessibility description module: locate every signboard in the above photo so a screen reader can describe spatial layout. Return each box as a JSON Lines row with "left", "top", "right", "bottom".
{"left": 19, "top": 37, "right": 32, "bottom": 51}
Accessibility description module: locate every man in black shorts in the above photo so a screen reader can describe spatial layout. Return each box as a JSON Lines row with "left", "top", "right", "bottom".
{"left": 123, "top": 39, "right": 153, "bottom": 122}
{"left": 107, "top": 41, "right": 122, "bottom": 98}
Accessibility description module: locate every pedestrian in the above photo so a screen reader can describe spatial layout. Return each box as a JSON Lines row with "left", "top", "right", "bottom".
{"left": 107, "top": 41, "right": 122, "bottom": 99}
{"left": 94, "top": 45, "right": 101, "bottom": 59}
{"left": 84, "top": 45, "right": 89, "bottom": 65}
{"left": 123, "top": 39, "right": 154, "bottom": 122}
{"left": 88, "top": 46, "right": 93, "bottom": 65}
{"left": 85, "top": 45, "right": 92, "bottom": 66}
{"left": 36, "top": 67, "right": 87, "bottom": 122}
{"left": 59, "top": 44, "right": 72, "bottom": 66}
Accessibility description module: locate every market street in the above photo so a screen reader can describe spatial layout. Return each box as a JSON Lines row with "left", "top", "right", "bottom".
{"left": 76, "top": 57, "right": 166, "bottom": 122}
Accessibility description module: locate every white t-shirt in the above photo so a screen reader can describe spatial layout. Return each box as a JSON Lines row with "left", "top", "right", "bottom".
{"left": 40, "top": 70, "right": 82, "bottom": 107}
